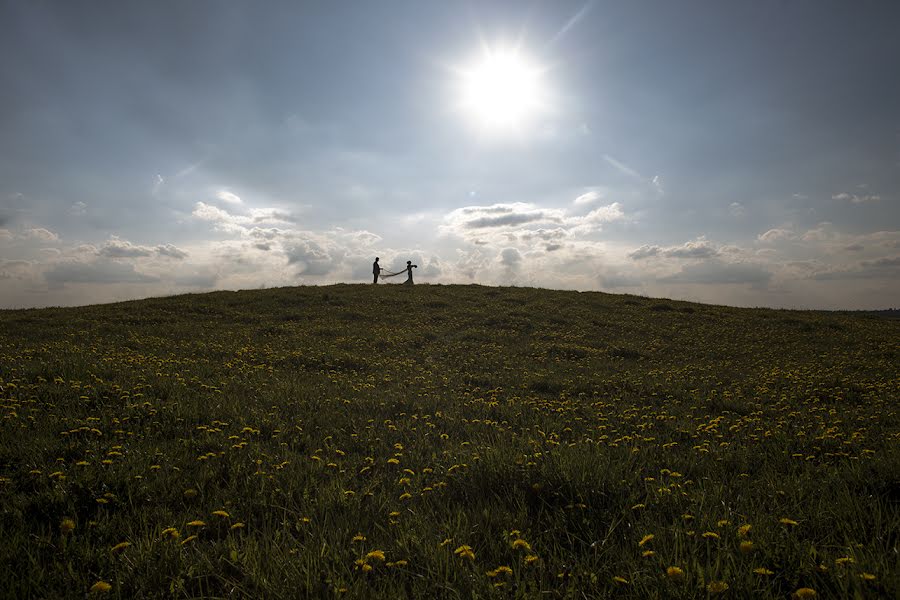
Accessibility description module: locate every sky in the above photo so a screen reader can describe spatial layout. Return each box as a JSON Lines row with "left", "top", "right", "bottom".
{"left": 1, "top": 1, "right": 898, "bottom": 310}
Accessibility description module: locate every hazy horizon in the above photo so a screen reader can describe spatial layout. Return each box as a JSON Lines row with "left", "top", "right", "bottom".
{"left": 2, "top": 1, "right": 898, "bottom": 310}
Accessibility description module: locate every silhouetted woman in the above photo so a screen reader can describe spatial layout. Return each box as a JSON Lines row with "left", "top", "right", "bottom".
{"left": 403, "top": 260, "right": 417, "bottom": 285}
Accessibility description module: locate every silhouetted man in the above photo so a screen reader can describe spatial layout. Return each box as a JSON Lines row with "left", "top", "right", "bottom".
{"left": 403, "top": 260, "right": 417, "bottom": 285}
{"left": 373, "top": 257, "right": 382, "bottom": 284}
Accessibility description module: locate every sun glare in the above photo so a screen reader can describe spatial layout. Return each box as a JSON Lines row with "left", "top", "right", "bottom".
{"left": 459, "top": 47, "right": 545, "bottom": 133}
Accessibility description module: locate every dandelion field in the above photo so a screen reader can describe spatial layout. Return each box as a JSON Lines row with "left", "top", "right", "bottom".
{"left": 1, "top": 284, "right": 898, "bottom": 598}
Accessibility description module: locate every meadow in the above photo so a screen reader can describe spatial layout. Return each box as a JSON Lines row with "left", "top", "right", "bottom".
{"left": 0, "top": 284, "right": 897, "bottom": 598}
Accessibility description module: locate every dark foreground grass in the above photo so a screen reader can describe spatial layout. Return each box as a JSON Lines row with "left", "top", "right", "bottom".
{"left": 0, "top": 284, "right": 898, "bottom": 598}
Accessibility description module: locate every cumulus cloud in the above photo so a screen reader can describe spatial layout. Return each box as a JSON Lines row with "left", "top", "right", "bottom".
{"left": 628, "top": 237, "right": 718, "bottom": 260}
{"left": 758, "top": 228, "right": 796, "bottom": 243}
{"left": 156, "top": 244, "right": 188, "bottom": 259}
{"left": 833, "top": 192, "right": 881, "bottom": 204}
{"left": 285, "top": 239, "right": 337, "bottom": 276}
{"left": 574, "top": 190, "right": 603, "bottom": 205}
{"left": 96, "top": 237, "right": 187, "bottom": 260}
{"left": 499, "top": 247, "right": 522, "bottom": 268}
{"left": 98, "top": 237, "right": 154, "bottom": 258}
{"left": 443, "top": 201, "right": 625, "bottom": 248}
{"left": 24, "top": 228, "right": 59, "bottom": 242}
{"left": 215, "top": 190, "right": 243, "bottom": 204}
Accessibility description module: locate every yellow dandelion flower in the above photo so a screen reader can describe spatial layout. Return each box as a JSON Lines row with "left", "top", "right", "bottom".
{"left": 779, "top": 518, "right": 799, "bottom": 526}
{"left": 511, "top": 538, "right": 531, "bottom": 551}
{"left": 486, "top": 565, "right": 513, "bottom": 577}
{"left": 387, "top": 559, "right": 408, "bottom": 568}
{"left": 186, "top": 520, "right": 205, "bottom": 527}
{"left": 399, "top": 492, "right": 412, "bottom": 500}
{"left": 352, "top": 533, "right": 366, "bottom": 543}
{"left": 90, "top": 581, "right": 112, "bottom": 593}
{"left": 524, "top": 554, "right": 539, "bottom": 564}
{"left": 161, "top": 527, "right": 180, "bottom": 539}
{"left": 110, "top": 541, "right": 131, "bottom": 553}
{"left": 612, "top": 576, "right": 629, "bottom": 584}
{"left": 360, "top": 563, "right": 373, "bottom": 573}
{"left": 439, "top": 538, "right": 452, "bottom": 547}
{"left": 60, "top": 518, "right": 76, "bottom": 534}
{"left": 707, "top": 580, "right": 729, "bottom": 593}
{"left": 631, "top": 503, "right": 645, "bottom": 510}
{"left": 666, "top": 566, "right": 684, "bottom": 582}
{"left": 740, "top": 540, "right": 755, "bottom": 553}
{"left": 737, "top": 524, "right": 752, "bottom": 537}
{"left": 183, "top": 488, "right": 198, "bottom": 498}
{"left": 212, "top": 510, "right": 230, "bottom": 518}
{"left": 366, "top": 550, "right": 386, "bottom": 562}
{"left": 793, "top": 588, "right": 816, "bottom": 599}
{"left": 638, "top": 534, "right": 654, "bottom": 546}
{"left": 642, "top": 550, "right": 656, "bottom": 557}
{"left": 454, "top": 545, "right": 475, "bottom": 561}
{"left": 389, "top": 511, "right": 401, "bottom": 518}
{"left": 859, "top": 573, "right": 876, "bottom": 581}
{"left": 702, "top": 531, "right": 720, "bottom": 539}
{"left": 180, "top": 534, "right": 197, "bottom": 545}
{"left": 716, "top": 519, "right": 730, "bottom": 527}
{"left": 230, "top": 522, "right": 245, "bottom": 530}
{"left": 387, "top": 458, "right": 400, "bottom": 465}
{"left": 753, "top": 567, "right": 774, "bottom": 576}
{"left": 835, "top": 557, "right": 855, "bottom": 566}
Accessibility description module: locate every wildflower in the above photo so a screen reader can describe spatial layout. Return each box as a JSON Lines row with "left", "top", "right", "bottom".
{"left": 90, "top": 581, "right": 112, "bottom": 593}
{"left": 110, "top": 541, "right": 131, "bottom": 553}
{"left": 366, "top": 550, "right": 386, "bottom": 562}
{"left": 454, "top": 545, "right": 475, "bottom": 561}
{"left": 60, "top": 518, "right": 75, "bottom": 535}
{"left": 439, "top": 538, "right": 452, "bottom": 547}
{"left": 737, "top": 524, "right": 752, "bottom": 537}
{"left": 387, "top": 559, "right": 408, "bottom": 568}
{"left": 183, "top": 489, "right": 198, "bottom": 498}
{"left": 161, "top": 527, "right": 180, "bottom": 539}
{"left": 212, "top": 510, "right": 230, "bottom": 518}
{"left": 779, "top": 518, "right": 799, "bottom": 526}
{"left": 753, "top": 567, "right": 774, "bottom": 576}
{"left": 399, "top": 492, "right": 412, "bottom": 500}
{"left": 230, "top": 522, "right": 245, "bottom": 530}
{"left": 638, "top": 534, "right": 654, "bottom": 546}
{"left": 186, "top": 520, "right": 206, "bottom": 527}
{"left": 859, "top": 573, "right": 876, "bottom": 581}
{"left": 486, "top": 565, "right": 513, "bottom": 577}
{"left": 352, "top": 533, "right": 366, "bottom": 543}
{"left": 793, "top": 588, "right": 816, "bottom": 599}
{"left": 631, "top": 503, "right": 645, "bottom": 510}
{"left": 642, "top": 550, "right": 656, "bottom": 557}
{"left": 702, "top": 531, "right": 720, "bottom": 539}
{"left": 707, "top": 581, "right": 729, "bottom": 593}
{"left": 511, "top": 538, "right": 531, "bottom": 551}
{"left": 716, "top": 519, "right": 730, "bottom": 527}
{"left": 612, "top": 576, "right": 629, "bottom": 584}
{"left": 387, "top": 458, "right": 400, "bottom": 465}
{"left": 835, "top": 557, "right": 855, "bottom": 566}
{"left": 740, "top": 540, "right": 755, "bottom": 553}
{"left": 359, "top": 563, "right": 373, "bottom": 573}
{"left": 180, "top": 535, "right": 197, "bottom": 545}
{"left": 524, "top": 554, "right": 539, "bottom": 564}
{"left": 666, "top": 566, "right": 684, "bottom": 582}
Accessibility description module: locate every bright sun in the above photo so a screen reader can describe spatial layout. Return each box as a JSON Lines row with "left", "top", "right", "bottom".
{"left": 459, "top": 47, "right": 545, "bottom": 132}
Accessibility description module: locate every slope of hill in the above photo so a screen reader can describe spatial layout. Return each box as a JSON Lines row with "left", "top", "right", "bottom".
{"left": 1, "top": 284, "right": 898, "bottom": 598}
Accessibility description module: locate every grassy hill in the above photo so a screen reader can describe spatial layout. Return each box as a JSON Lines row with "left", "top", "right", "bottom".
{"left": 1, "top": 284, "right": 898, "bottom": 598}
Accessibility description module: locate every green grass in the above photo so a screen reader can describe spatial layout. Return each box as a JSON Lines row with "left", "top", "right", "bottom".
{"left": 0, "top": 284, "right": 898, "bottom": 598}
